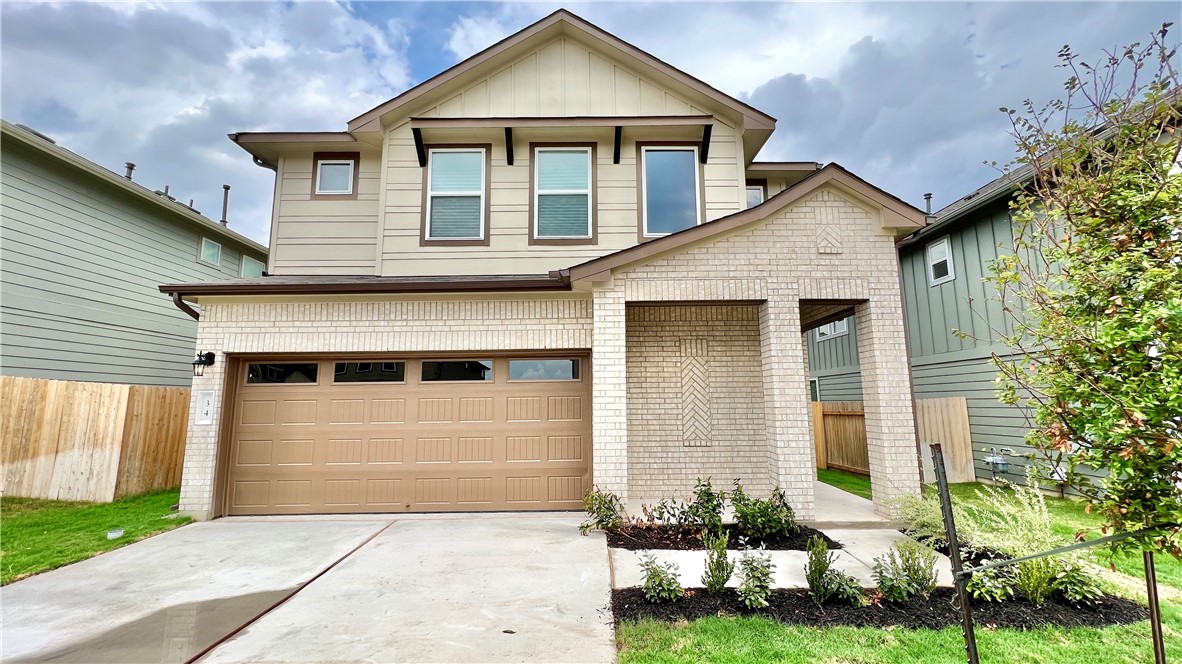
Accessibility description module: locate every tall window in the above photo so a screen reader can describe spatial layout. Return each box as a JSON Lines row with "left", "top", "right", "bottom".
{"left": 641, "top": 146, "right": 700, "bottom": 236}
{"left": 426, "top": 148, "right": 486, "bottom": 240}
{"left": 534, "top": 147, "right": 592, "bottom": 239}
{"left": 926, "top": 237, "right": 955, "bottom": 286}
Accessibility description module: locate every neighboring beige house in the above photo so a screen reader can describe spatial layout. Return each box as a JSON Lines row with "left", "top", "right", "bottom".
{"left": 162, "top": 9, "right": 926, "bottom": 521}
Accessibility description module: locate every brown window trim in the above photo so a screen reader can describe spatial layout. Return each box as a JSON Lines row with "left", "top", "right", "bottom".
{"left": 420, "top": 143, "right": 492, "bottom": 247}
{"left": 745, "top": 178, "right": 768, "bottom": 208}
{"left": 310, "top": 152, "right": 360, "bottom": 200}
{"left": 528, "top": 142, "right": 598, "bottom": 246}
{"left": 635, "top": 141, "right": 706, "bottom": 244}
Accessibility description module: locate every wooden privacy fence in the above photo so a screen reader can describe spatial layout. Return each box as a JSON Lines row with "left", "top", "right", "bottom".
{"left": 1, "top": 376, "right": 190, "bottom": 502}
{"left": 812, "top": 396, "right": 977, "bottom": 484}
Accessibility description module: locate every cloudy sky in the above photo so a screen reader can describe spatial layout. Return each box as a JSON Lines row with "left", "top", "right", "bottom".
{"left": 2, "top": 1, "right": 1176, "bottom": 244}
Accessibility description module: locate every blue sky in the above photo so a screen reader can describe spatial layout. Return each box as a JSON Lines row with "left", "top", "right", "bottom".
{"left": 2, "top": 2, "right": 1177, "bottom": 244}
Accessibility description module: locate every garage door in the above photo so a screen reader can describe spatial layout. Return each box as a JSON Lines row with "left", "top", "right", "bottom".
{"left": 224, "top": 356, "right": 591, "bottom": 515}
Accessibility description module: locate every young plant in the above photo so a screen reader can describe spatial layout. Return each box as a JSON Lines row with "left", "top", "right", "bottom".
{"left": 804, "top": 534, "right": 865, "bottom": 606}
{"left": 965, "top": 564, "right": 1015, "bottom": 603}
{"left": 1053, "top": 561, "right": 1104, "bottom": 607}
{"left": 871, "top": 539, "right": 939, "bottom": 602}
{"left": 579, "top": 486, "right": 625, "bottom": 535}
{"left": 701, "top": 530, "right": 734, "bottom": 594}
{"left": 736, "top": 551, "right": 775, "bottom": 609}
{"left": 731, "top": 480, "right": 798, "bottom": 540}
{"left": 686, "top": 477, "right": 726, "bottom": 535}
{"left": 891, "top": 492, "right": 977, "bottom": 546}
{"left": 637, "top": 554, "right": 683, "bottom": 604}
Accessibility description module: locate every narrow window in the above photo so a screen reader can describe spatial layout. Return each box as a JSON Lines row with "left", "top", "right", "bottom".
{"left": 421, "top": 360, "right": 493, "bottom": 382}
{"left": 198, "top": 238, "right": 222, "bottom": 266}
{"left": 534, "top": 148, "right": 591, "bottom": 238}
{"left": 809, "top": 378, "right": 820, "bottom": 402}
{"left": 508, "top": 359, "right": 580, "bottom": 381}
{"left": 745, "top": 185, "right": 765, "bottom": 209}
{"left": 315, "top": 159, "right": 354, "bottom": 195}
{"left": 426, "top": 149, "right": 485, "bottom": 240}
{"left": 641, "top": 146, "right": 701, "bottom": 236}
{"left": 927, "top": 237, "right": 955, "bottom": 286}
{"left": 815, "top": 319, "right": 849, "bottom": 341}
{"left": 334, "top": 361, "right": 405, "bottom": 383}
{"left": 240, "top": 255, "right": 265, "bottom": 278}
{"left": 246, "top": 363, "right": 318, "bottom": 384}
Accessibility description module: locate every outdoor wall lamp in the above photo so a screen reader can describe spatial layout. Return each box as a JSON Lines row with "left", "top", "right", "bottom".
{"left": 192, "top": 352, "right": 216, "bottom": 377}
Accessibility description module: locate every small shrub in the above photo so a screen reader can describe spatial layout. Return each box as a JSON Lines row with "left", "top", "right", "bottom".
{"left": 579, "top": 486, "right": 625, "bottom": 535}
{"left": 731, "top": 480, "right": 798, "bottom": 540}
{"left": 1053, "top": 561, "right": 1104, "bottom": 607}
{"left": 872, "top": 540, "right": 939, "bottom": 602}
{"left": 701, "top": 530, "right": 734, "bottom": 594}
{"left": 805, "top": 534, "right": 865, "bottom": 606}
{"left": 637, "top": 554, "right": 683, "bottom": 603}
{"left": 965, "top": 564, "right": 1015, "bottom": 603}
{"left": 649, "top": 478, "right": 726, "bottom": 534}
{"left": 736, "top": 551, "right": 775, "bottom": 609}
{"left": 891, "top": 492, "right": 976, "bottom": 546}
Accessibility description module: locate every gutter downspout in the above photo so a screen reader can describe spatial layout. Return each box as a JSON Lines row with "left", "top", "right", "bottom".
{"left": 171, "top": 292, "right": 200, "bottom": 321}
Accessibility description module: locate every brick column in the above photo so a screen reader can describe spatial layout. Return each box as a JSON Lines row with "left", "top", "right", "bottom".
{"left": 855, "top": 298, "right": 921, "bottom": 516}
{"left": 591, "top": 280, "right": 628, "bottom": 498}
{"left": 177, "top": 319, "right": 225, "bottom": 520}
{"left": 759, "top": 296, "right": 815, "bottom": 519}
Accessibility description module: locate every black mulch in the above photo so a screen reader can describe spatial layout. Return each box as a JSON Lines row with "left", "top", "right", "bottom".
{"left": 606, "top": 524, "right": 841, "bottom": 551}
{"left": 900, "top": 530, "right": 1009, "bottom": 567}
{"left": 612, "top": 587, "right": 1147, "bottom": 630}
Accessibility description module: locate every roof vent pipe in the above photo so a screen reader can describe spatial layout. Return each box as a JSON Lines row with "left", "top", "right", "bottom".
{"left": 124, "top": 162, "right": 136, "bottom": 180}
{"left": 220, "top": 185, "right": 230, "bottom": 226}
{"left": 923, "top": 193, "right": 933, "bottom": 214}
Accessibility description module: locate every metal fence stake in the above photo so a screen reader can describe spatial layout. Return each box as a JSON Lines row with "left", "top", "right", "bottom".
{"left": 1145, "top": 550, "right": 1166, "bottom": 664}
{"left": 931, "top": 443, "right": 979, "bottom": 664}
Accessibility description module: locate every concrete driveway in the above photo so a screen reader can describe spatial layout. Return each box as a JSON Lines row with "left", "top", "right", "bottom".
{"left": 1, "top": 514, "right": 615, "bottom": 664}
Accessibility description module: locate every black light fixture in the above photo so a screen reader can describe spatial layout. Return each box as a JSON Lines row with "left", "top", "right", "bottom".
{"left": 192, "top": 351, "right": 215, "bottom": 377}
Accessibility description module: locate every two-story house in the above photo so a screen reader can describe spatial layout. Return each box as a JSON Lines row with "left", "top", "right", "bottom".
{"left": 162, "top": 10, "right": 928, "bottom": 520}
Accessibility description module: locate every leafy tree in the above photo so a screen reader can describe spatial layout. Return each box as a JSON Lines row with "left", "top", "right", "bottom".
{"left": 986, "top": 23, "right": 1181, "bottom": 556}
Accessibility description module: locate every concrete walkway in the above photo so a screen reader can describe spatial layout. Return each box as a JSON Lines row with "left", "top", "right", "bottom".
{"left": 1, "top": 514, "right": 615, "bottom": 664}
{"left": 810, "top": 481, "right": 890, "bottom": 528}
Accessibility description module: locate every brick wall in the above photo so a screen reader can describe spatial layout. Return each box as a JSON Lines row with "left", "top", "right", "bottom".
{"left": 625, "top": 304, "right": 768, "bottom": 498}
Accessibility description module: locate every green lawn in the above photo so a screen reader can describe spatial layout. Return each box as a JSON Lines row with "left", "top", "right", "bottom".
{"left": 619, "top": 478, "right": 1182, "bottom": 662}
{"left": 0, "top": 488, "right": 190, "bottom": 584}
{"left": 817, "top": 468, "right": 872, "bottom": 500}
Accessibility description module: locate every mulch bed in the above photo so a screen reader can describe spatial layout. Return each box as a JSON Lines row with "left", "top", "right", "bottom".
{"left": 900, "top": 530, "right": 1009, "bottom": 567}
{"left": 611, "top": 587, "right": 1147, "bottom": 630}
{"left": 606, "top": 524, "right": 841, "bottom": 551}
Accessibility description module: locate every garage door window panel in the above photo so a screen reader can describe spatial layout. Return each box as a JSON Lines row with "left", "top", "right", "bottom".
{"left": 421, "top": 360, "right": 493, "bottom": 382}
{"left": 334, "top": 361, "right": 406, "bottom": 383}
{"left": 246, "top": 363, "right": 318, "bottom": 384}
{"left": 508, "top": 359, "right": 580, "bottom": 381}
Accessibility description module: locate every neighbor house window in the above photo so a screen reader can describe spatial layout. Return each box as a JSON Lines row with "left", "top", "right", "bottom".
{"left": 641, "top": 146, "right": 701, "bottom": 237}
{"left": 240, "top": 255, "right": 265, "bottom": 278}
{"left": 809, "top": 378, "right": 820, "bottom": 402}
{"left": 198, "top": 238, "right": 221, "bottom": 266}
{"left": 927, "top": 237, "right": 955, "bottom": 286}
{"left": 745, "top": 184, "right": 765, "bottom": 209}
{"left": 426, "top": 148, "right": 486, "bottom": 241}
{"left": 315, "top": 160, "right": 354, "bottom": 194}
{"left": 815, "top": 319, "right": 849, "bottom": 341}
{"left": 534, "top": 147, "right": 592, "bottom": 239}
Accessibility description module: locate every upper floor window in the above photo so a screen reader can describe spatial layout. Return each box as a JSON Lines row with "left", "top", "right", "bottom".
{"left": 312, "top": 152, "right": 359, "bottom": 198}
{"left": 241, "top": 255, "right": 265, "bottom": 278}
{"left": 534, "top": 147, "right": 592, "bottom": 240}
{"left": 198, "top": 237, "right": 221, "bottom": 266}
{"left": 425, "top": 147, "right": 487, "bottom": 242}
{"left": 814, "top": 319, "right": 849, "bottom": 341}
{"left": 927, "top": 236, "right": 955, "bottom": 286}
{"left": 641, "top": 145, "right": 701, "bottom": 237}
{"left": 745, "top": 183, "right": 766, "bottom": 209}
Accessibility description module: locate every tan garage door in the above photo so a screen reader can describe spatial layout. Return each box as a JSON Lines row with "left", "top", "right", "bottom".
{"left": 224, "top": 356, "right": 591, "bottom": 515}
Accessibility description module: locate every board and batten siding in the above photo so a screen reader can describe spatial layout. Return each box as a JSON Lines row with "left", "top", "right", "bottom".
{"left": 0, "top": 140, "right": 267, "bottom": 387}
{"left": 270, "top": 148, "right": 382, "bottom": 275}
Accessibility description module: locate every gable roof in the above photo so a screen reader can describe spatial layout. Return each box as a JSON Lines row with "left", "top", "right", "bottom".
{"left": 1, "top": 120, "right": 268, "bottom": 255}
{"left": 347, "top": 9, "right": 776, "bottom": 134}
{"left": 567, "top": 163, "right": 927, "bottom": 281}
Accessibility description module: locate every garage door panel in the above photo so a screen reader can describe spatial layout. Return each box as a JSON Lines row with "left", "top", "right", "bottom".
{"left": 226, "top": 356, "right": 591, "bottom": 515}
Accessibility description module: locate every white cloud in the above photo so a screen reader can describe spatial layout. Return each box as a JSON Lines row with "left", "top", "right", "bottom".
{"left": 446, "top": 15, "right": 512, "bottom": 60}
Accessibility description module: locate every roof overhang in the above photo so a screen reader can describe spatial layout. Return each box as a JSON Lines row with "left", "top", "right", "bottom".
{"left": 567, "top": 163, "right": 927, "bottom": 283}
{"left": 745, "top": 161, "right": 822, "bottom": 187}
{"left": 409, "top": 115, "right": 717, "bottom": 167}
{"left": 160, "top": 272, "right": 572, "bottom": 300}
{"left": 228, "top": 132, "right": 376, "bottom": 169}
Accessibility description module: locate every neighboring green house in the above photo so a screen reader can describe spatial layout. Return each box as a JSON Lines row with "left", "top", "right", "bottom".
{"left": 807, "top": 172, "right": 1032, "bottom": 481}
{"left": 0, "top": 120, "right": 268, "bottom": 387}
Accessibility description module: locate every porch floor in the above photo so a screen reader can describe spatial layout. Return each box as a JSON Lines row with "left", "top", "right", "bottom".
{"left": 810, "top": 480, "right": 889, "bottom": 528}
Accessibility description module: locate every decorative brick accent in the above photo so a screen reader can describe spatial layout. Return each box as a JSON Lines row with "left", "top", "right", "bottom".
{"left": 679, "top": 338, "right": 711, "bottom": 448}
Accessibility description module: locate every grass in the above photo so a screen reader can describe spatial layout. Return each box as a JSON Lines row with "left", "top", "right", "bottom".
{"left": 817, "top": 468, "right": 872, "bottom": 500}
{"left": 0, "top": 488, "right": 191, "bottom": 585}
{"left": 618, "top": 479, "right": 1182, "bottom": 662}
